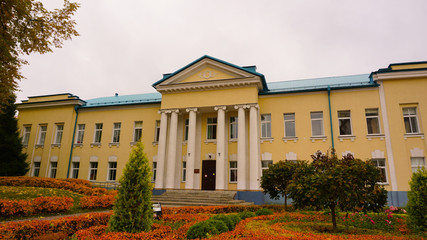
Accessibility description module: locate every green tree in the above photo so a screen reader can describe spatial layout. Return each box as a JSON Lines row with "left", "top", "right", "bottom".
{"left": 0, "top": 0, "right": 79, "bottom": 106}
{"left": 108, "top": 142, "right": 153, "bottom": 233}
{"left": 289, "top": 151, "right": 387, "bottom": 231}
{"left": 406, "top": 167, "right": 427, "bottom": 232}
{"left": 0, "top": 93, "right": 29, "bottom": 176}
{"left": 260, "top": 160, "right": 298, "bottom": 211}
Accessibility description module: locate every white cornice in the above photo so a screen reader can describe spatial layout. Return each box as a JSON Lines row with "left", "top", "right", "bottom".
{"left": 17, "top": 99, "right": 85, "bottom": 109}
{"left": 372, "top": 70, "right": 427, "bottom": 81}
{"left": 156, "top": 77, "right": 262, "bottom": 93}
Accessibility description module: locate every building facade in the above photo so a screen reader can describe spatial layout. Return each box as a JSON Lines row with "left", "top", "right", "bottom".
{"left": 17, "top": 56, "right": 427, "bottom": 206}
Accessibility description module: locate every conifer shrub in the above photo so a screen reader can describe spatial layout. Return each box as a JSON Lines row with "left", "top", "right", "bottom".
{"left": 406, "top": 168, "right": 427, "bottom": 232}
{"left": 186, "top": 221, "right": 219, "bottom": 239}
{"left": 210, "top": 214, "right": 234, "bottom": 230}
{"left": 255, "top": 208, "right": 274, "bottom": 216}
{"left": 205, "top": 219, "right": 228, "bottom": 233}
{"left": 108, "top": 142, "right": 153, "bottom": 233}
{"left": 237, "top": 211, "right": 256, "bottom": 219}
{"left": 227, "top": 214, "right": 242, "bottom": 228}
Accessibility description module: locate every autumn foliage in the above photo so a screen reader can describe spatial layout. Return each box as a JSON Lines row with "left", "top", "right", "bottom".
{"left": 0, "top": 196, "right": 73, "bottom": 216}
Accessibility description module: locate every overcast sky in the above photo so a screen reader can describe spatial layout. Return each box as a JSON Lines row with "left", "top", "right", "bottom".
{"left": 16, "top": 0, "right": 427, "bottom": 102}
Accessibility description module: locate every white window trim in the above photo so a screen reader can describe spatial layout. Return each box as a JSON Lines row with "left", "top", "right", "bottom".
{"left": 70, "top": 161, "right": 80, "bottom": 179}
{"left": 403, "top": 107, "right": 421, "bottom": 134}
{"left": 206, "top": 117, "right": 217, "bottom": 140}
{"left": 92, "top": 123, "right": 103, "bottom": 144}
{"left": 154, "top": 120, "right": 161, "bottom": 143}
{"left": 365, "top": 108, "right": 382, "bottom": 135}
{"left": 338, "top": 110, "right": 353, "bottom": 136}
{"left": 49, "top": 161, "right": 58, "bottom": 178}
{"left": 229, "top": 116, "right": 238, "bottom": 140}
{"left": 88, "top": 161, "right": 98, "bottom": 181}
{"left": 229, "top": 161, "right": 237, "bottom": 183}
{"left": 32, "top": 161, "right": 41, "bottom": 177}
{"left": 261, "top": 114, "right": 272, "bottom": 138}
{"left": 75, "top": 124, "right": 85, "bottom": 145}
{"left": 37, "top": 125, "right": 47, "bottom": 146}
{"left": 133, "top": 121, "right": 143, "bottom": 142}
{"left": 22, "top": 125, "right": 31, "bottom": 146}
{"left": 371, "top": 158, "right": 388, "bottom": 185}
{"left": 152, "top": 161, "right": 157, "bottom": 182}
{"left": 311, "top": 111, "right": 325, "bottom": 137}
{"left": 107, "top": 161, "right": 118, "bottom": 182}
{"left": 283, "top": 113, "right": 296, "bottom": 138}
{"left": 182, "top": 161, "right": 187, "bottom": 182}
{"left": 111, "top": 122, "right": 121, "bottom": 144}
{"left": 410, "top": 156, "right": 426, "bottom": 173}
{"left": 53, "top": 124, "right": 64, "bottom": 145}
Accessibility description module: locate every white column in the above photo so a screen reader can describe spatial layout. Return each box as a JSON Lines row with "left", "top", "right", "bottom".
{"left": 185, "top": 108, "right": 198, "bottom": 189}
{"left": 215, "top": 106, "right": 227, "bottom": 190}
{"left": 165, "top": 109, "right": 179, "bottom": 189}
{"left": 155, "top": 110, "right": 168, "bottom": 189}
{"left": 235, "top": 105, "right": 247, "bottom": 190}
{"left": 249, "top": 104, "right": 260, "bottom": 190}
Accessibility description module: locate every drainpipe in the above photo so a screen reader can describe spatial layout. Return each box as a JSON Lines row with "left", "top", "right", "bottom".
{"left": 327, "top": 86, "right": 335, "bottom": 152}
{"left": 66, "top": 106, "right": 79, "bottom": 178}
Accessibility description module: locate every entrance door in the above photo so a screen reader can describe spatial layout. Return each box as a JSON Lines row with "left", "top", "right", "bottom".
{"left": 201, "top": 160, "right": 216, "bottom": 190}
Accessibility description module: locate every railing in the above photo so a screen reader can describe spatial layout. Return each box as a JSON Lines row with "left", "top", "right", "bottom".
{"left": 91, "top": 181, "right": 120, "bottom": 190}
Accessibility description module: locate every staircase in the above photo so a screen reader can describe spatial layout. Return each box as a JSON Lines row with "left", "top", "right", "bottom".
{"left": 151, "top": 190, "right": 253, "bottom": 207}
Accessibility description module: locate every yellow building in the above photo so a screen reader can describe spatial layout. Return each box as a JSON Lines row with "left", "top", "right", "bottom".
{"left": 17, "top": 56, "right": 427, "bottom": 206}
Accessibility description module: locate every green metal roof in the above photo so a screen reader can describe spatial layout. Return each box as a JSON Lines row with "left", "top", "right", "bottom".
{"left": 82, "top": 92, "right": 161, "bottom": 108}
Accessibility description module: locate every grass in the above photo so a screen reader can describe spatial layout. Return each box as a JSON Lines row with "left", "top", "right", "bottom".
{"left": 0, "top": 186, "right": 111, "bottom": 222}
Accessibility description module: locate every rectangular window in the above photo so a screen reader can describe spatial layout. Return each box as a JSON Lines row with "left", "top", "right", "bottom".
{"left": 75, "top": 124, "right": 85, "bottom": 144}
{"left": 33, "top": 162, "right": 41, "bottom": 177}
{"left": 89, "top": 162, "right": 98, "bottom": 181}
{"left": 230, "top": 116, "right": 238, "bottom": 139}
{"left": 261, "top": 160, "right": 273, "bottom": 173}
{"left": 371, "top": 159, "right": 387, "bottom": 183}
{"left": 112, "top": 122, "right": 121, "bottom": 143}
{"left": 152, "top": 162, "right": 157, "bottom": 182}
{"left": 411, "top": 157, "right": 425, "bottom": 173}
{"left": 338, "top": 110, "right": 352, "bottom": 136}
{"left": 49, "top": 162, "right": 57, "bottom": 178}
{"left": 54, "top": 124, "right": 64, "bottom": 145}
{"left": 133, "top": 121, "right": 143, "bottom": 142}
{"left": 182, "top": 161, "right": 187, "bottom": 182}
{"left": 154, "top": 120, "right": 160, "bottom": 142}
{"left": 311, "top": 112, "right": 324, "bottom": 136}
{"left": 37, "top": 125, "right": 47, "bottom": 145}
{"left": 22, "top": 126, "right": 31, "bottom": 146}
{"left": 261, "top": 114, "right": 272, "bottom": 138}
{"left": 108, "top": 162, "right": 117, "bottom": 181}
{"left": 403, "top": 107, "right": 420, "bottom": 134}
{"left": 284, "top": 113, "right": 295, "bottom": 137}
{"left": 366, "top": 109, "right": 380, "bottom": 134}
{"left": 207, "top": 118, "right": 217, "bottom": 140}
{"left": 71, "top": 162, "right": 79, "bottom": 179}
{"left": 229, "top": 161, "right": 237, "bottom": 183}
{"left": 93, "top": 123, "right": 103, "bottom": 143}
{"left": 184, "top": 119, "right": 189, "bottom": 141}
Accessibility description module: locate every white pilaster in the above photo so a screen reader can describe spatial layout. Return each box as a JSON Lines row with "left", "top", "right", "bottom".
{"left": 249, "top": 104, "right": 260, "bottom": 190}
{"left": 166, "top": 109, "right": 179, "bottom": 189}
{"left": 215, "top": 106, "right": 227, "bottom": 190}
{"left": 235, "top": 105, "right": 248, "bottom": 190}
{"left": 155, "top": 110, "right": 168, "bottom": 189}
{"left": 185, "top": 108, "right": 198, "bottom": 189}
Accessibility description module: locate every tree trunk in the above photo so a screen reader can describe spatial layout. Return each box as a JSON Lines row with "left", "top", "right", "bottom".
{"left": 284, "top": 194, "right": 287, "bottom": 211}
{"left": 331, "top": 204, "right": 337, "bottom": 232}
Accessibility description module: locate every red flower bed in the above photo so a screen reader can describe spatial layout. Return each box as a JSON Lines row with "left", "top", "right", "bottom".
{"left": 0, "top": 177, "right": 107, "bottom": 196}
{"left": 0, "top": 196, "right": 74, "bottom": 217}
{"left": 80, "top": 194, "right": 116, "bottom": 209}
{"left": 0, "top": 212, "right": 111, "bottom": 239}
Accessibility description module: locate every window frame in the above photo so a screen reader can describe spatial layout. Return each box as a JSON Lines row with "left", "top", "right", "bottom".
{"left": 371, "top": 159, "right": 388, "bottom": 184}
{"left": 75, "top": 124, "right": 85, "bottom": 144}
{"left": 133, "top": 121, "right": 143, "bottom": 142}
{"left": 184, "top": 119, "right": 189, "bottom": 141}
{"left": 365, "top": 109, "right": 381, "bottom": 135}
{"left": 410, "top": 157, "right": 425, "bottom": 173}
{"left": 93, "top": 123, "right": 103, "bottom": 144}
{"left": 283, "top": 113, "right": 296, "bottom": 138}
{"left": 49, "top": 161, "right": 57, "bottom": 178}
{"left": 403, "top": 107, "right": 420, "bottom": 134}
{"left": 22, "top": 125, "right": 31, "bottom": 146}
{"left": 310, "top": 111, "right": 325, "bottom": 137}
{"left": 33, "top": 161, "right": 41, "bottom": 177}
{"left": 112, "top": 122, "right": 121, "bottom": 143}
{"left": 154, "top": 120, "right": 161, "bottom": 142}
{"left": 71, "top": 162, "right": 80, "bottom": 179}
{"left": 207, "top": 117, "right": 217, "bottom": 140}
{"left": 88, "top": 162, "right": 98, "bottom": 181}
{"left": 261, "top": 160, "right": 273, "bottom": 174}
{"left": 107, "top": 161, "right": 117, "bottom": 181}
{"left": 261, "top": 114, "right": 272, "bottom": 138}
{"left": 229, "top": 116, "right": 238, "bottom": 140}
{"left": 182, "top": 161, "right": 187, "bottom": 182}
{"left": 338, "top": 110, "right": 353, "bottom": 136}
{"left": 229, "top": 161, "right": 237, "bottom": 183}
{"left": 37, "top": 125, "right": 47, "bottom": 146}
{"left": 152, "top": 161, "right": 157, "bottom": 182}
{"left": 54, "top": 124, "right": 64, "bottom": 145}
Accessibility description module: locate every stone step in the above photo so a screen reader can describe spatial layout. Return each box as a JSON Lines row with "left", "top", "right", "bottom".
{"left": 152, "top": 197, "right": 245, "bottom": 204}
{"left": 152, "top": 200, "right": 254, "bottom": 207}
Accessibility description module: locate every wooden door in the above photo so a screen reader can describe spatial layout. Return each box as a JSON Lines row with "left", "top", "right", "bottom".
{"left": 201, "top": 160, "right": 216, "bottom": 190}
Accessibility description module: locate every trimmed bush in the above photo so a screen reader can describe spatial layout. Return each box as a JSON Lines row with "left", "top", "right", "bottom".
{"left": 206, "top": 219, "right": 228, "bottom": 233}
{"left": 228, "top": 214, "right": 242, "bottom": 227}
{"left": 0, "top": 196, "right": 74, "bottom": 217}
{"left": 238, "top": 211, "right": 256, "bottom": 219}
{"left": 186, "top": 221, "right": 219, "bottom": 239}
{"left": 406, "top": 168, "right": 427, "bottom": 232}
{"left": 256, "top": 208, "right": 274, "bottom": 216}
{"left": 210, "top": 214, "right": 234, "bottom": 230}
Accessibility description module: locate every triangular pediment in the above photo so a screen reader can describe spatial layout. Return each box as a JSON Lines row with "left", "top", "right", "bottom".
{"left": 153, "top": 56, "right": 267, "bottom": 93}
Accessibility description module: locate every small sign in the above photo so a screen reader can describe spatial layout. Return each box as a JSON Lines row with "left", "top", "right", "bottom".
{"left": 194, "top": 169, "right": 200, "bottom": 174}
